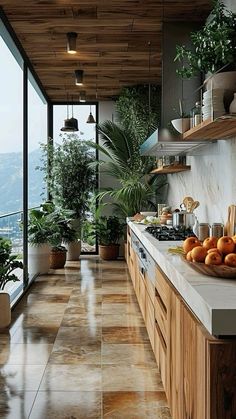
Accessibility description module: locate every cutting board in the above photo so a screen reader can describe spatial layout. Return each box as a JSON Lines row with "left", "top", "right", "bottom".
{"left": 225, "top": 205, "right": 236, "bottom": 236}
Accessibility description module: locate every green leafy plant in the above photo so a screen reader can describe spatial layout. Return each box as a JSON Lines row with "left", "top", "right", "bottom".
{"left": 90, "top": 121, "right": 168, "bottom": 217}
{"left": 175, "top": 1, "right": 236, "bottom": 78}
{"left": 89, "top": 216, "right": 125, "bottom": 246}
{"left": 116, "top": 85, "right": 161, "bottom": 144}
{"left": 28, "top": 206, "right": 58, "bottom": 246}
{"left": 0, "top": 237, "right": 23, "bottom": 290}
{"left": 38, "top": 134, "right": 96, "bottom": 220}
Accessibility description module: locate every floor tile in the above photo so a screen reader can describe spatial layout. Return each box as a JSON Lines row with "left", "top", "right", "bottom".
{"left": 40, "top": 365, "right": 101, "bottom": 391}
{"left": 0, "top": 390, "right": 36, "bottom": 419}
{"left": 102, "top": 303, "right": 141, "bottom": 315}
{"left": 102, "top": 344, "right": 157, "bottom": 366}
{"left": 10, "top": 326, "right": 59, "bottom": 344}
{"left": 102, "top": 314, "right": 144, "bottom": 328}
{"left": 103, "top": 391, "right": 170, "bottom": 418}
{"left": 102, "top": 327, "right": 149, "bottom": 344}
{"left": 0, "top": 365, "right": 46, "bottom": 391}
{"left": 49, "top": 341, "right": 101, "bottom": 364}
{"left": 29, "top": 391, "right": 101, "bottom": 419}
{"left": 102, "top": 365, "right": 163, "bottom": 391}
{"left": 61, "top": 314, "right": 102, "bottom": 327}
{"left": 56, "top": 326, "right": 101, "bottom": 344}
{"left": 0, "top": 344, "right": 53, "bottom": 365}
{"left": 102, "top": 294, "right": 137, "bottom": 304}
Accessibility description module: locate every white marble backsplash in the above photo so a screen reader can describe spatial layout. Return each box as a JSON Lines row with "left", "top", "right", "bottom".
{"left": 167, "top": 137, "right": 236, "bottom": 226}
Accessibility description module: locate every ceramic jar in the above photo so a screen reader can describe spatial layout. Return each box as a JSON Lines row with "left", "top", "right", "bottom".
{"left": 229, "top": 93, "right": 236, "bottom": 114}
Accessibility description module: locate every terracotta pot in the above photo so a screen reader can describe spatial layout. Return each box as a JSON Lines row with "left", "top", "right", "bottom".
{"left": 50, "top": 249, "right": 67, "bottom": 269}
{"left": 28, "top": 244, "right": 51, "bottom": 275}
{"left": 0, "top": 292, "right": 11, "bottom": 328}
{"left": 99, "top": 244, "right": 120, "bottom": 260}
{"left": 64, "top": 240, "right": 81, "bottom": 261}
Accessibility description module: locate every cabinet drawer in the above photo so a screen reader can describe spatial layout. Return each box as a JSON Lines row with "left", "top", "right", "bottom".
{"left": 154, "top": 319, "right": 167, "bottom": 391}
{"left": 155, "top": 266, "right": 169, "bottom": 308}
{"left": 139, "top": 275, "right": 146, "bottom": 321}
{"left": 145, "top": 275, "right": 155, "bottom": 305}
{"left": 145, "top": 293, "right": 155, "bottom": 351}
{"left": 154, "top": 287, "right": 167, "bottom": 343}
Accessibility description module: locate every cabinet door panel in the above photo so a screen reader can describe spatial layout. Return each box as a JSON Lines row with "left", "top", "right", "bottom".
{"left": 154, "top": 319, "right": 167, "bottom": 391}
{"left": 139, "top": 274, "right": 146, "bottom": 321}
{"left": 145, "top": 292, "right": 155, "bottom": 351}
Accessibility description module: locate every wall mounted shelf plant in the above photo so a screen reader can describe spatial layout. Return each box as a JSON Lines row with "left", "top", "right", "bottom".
{"left": 183, "top": 116, "right": 236, "bottom": 141}
{"left": 151, "top": 164, "right": 191, "bottom": 174}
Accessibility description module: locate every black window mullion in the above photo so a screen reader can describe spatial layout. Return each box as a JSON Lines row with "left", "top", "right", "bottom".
{"left": 23, "top": 63, "right": 28, "bottom": 288}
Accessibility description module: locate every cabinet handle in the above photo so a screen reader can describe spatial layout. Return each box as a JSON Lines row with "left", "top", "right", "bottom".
{"left": 155, "top": 319, "right": 167, "bottom": 352}
{"left": 155, "top": 288, "right": 167, "bottom": 317}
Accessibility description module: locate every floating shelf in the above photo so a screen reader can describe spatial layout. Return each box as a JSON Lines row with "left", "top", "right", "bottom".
{"left": 151, "top": 164, "right": 191, "bottom": 174}
{"left": 183, "top": 116, "right": 236, "bottom": 141}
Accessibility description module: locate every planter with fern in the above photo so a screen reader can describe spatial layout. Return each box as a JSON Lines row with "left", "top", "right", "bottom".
{"left": 91, "top": 216, "right": 124, "bottom": 261}
{"left": 0, "top": 238, "right": 23, "bottom": 328}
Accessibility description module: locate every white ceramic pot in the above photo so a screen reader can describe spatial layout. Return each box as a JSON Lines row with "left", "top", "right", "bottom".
{"left": 28, "top": 243, "right": 51, "bottom": 275}
{"left": 205, "top": 71, "right": 236, "bottom": 111}
{"left": 0, "top": 292, "right": 11, "bottom": 328}
{"left": 229, "top": 93, "right": 236, "bottom": 114}
{"left": 171, "top": 118, "right": 190, "bottom": 134}
{"left": 64, "top": 240, "right": 81, "bottom": 261}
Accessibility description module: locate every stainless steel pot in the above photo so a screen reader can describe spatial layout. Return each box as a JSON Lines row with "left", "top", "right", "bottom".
{"left": 172, "top": 212, "right": 196, "bottom": 228}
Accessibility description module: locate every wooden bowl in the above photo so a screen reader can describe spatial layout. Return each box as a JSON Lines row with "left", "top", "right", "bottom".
{"left": 182, "top": 256, "right": 236, "bottom": 279}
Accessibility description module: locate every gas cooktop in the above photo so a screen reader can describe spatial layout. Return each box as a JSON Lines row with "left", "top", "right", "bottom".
{"left": 145, "top": 225, "right": 195, "bottom": 241}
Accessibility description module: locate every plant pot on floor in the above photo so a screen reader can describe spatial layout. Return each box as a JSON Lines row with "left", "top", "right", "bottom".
{"left": 28, "top": 244, "right": 51, "bottom": 275}
{"left": 99, "top": 244, "right": 120, "bottom": 261}
{"left": 50, "top": 247, "right": 67, "bottom": 269}
{"left": 0, "top": 292, "right": 11, "bottom": 328}
{"left": 64, "top": 240, "right": 81, "bottom": 261}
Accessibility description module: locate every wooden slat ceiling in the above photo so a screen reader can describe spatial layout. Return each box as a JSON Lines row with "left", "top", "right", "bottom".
{"left": 1, "top": 0, "right": 211, "bottom": 101}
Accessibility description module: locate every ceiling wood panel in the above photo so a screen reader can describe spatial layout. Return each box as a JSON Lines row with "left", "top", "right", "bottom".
{"left": 1, "top": 0, "right": 211, "bottom": 101}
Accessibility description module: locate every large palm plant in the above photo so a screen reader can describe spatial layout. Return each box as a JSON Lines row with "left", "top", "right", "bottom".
{"left": 91, "top": 121, "right": 168, "bottom": 217}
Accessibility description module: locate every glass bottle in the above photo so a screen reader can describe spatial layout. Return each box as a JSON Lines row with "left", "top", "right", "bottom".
{"left": 193, "top": 102, "right": 202, "bottom": 126}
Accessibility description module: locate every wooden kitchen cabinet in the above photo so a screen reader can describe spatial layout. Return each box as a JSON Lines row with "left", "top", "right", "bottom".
{"left": 126, "top": 230, "right": 236, "bottom": 418}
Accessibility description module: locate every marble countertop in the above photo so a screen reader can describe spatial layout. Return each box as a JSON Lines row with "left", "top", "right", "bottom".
{"left": 128, "top": 221, "right": 236, "bottom": 336}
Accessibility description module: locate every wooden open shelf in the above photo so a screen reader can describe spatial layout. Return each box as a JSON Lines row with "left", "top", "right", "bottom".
{"left": 151, "top": 164, "right": 191, "bottom": 174}
{"left": 183, "top": 116, "right": 236, "bottom": 140}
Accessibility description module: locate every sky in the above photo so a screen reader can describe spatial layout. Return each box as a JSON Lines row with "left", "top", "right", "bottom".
{"left": 0, "top": 35, "right": 96, "bottom": 154}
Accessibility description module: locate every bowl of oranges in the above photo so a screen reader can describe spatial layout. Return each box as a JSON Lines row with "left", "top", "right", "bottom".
{"left": 181, "top": 235, "right": 236, "bottom": 278}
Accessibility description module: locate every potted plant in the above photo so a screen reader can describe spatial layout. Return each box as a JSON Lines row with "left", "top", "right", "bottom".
{"left": 89, "top": 120, "right": 168, "bottom": 218}
{"left": 28, "top": 206, "right": 57, "bottom": 275}
{"left": 171, "top": 99, "right": 191, "bottom": 133}
{"left": 175, "top": 2, "right": 236, "bottom": 79}
{"left": 0, "top": 237, "right": 23, "bottom": 328}
{"left": 91, "top": 216, "right": 125, "bottom": 260}
{"left": 39, "top": 135, "right": 96, "bottom": 236}
{"left": 62, "top": 223, "right": 81, "bottom": 261}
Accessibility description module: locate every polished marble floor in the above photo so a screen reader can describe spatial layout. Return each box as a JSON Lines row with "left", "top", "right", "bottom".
{"left": 0, "top": 257, "right": 171, "bottom": 419}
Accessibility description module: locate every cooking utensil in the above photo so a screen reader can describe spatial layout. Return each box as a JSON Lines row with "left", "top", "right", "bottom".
{"left": 225, "top": 205, "right": 236, "bottom": 236}
{"left": 172, "top": 212, "right": 196, "bottom": 228}
{"left": 183, "top": 196, "right": 194, "bottom": 212}
{"left": 190, "top": 200, "right": 200, "bottom": 212}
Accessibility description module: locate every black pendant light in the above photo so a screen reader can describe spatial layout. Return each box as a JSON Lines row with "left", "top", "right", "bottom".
{"left": 61, "top": 95, "right": 78, "bottom": 132}
{"left": 70, "top": 95, "right": 79, "bottom": 131}
{"left": 75, "top": 69, "right": 84, "bottom": 86}
{"left": 79, "top": 91, "right": 86, "bottom": 102}
{"left": 67, "top": 32, "right": 77, "bottom": 54}
{"left": 86, "top": 105, "right": 96, "bottom": 124}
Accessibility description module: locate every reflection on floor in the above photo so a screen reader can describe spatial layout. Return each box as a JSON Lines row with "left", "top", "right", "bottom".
{"left": 0, "top": 257, "right": 171, "bottom": 418}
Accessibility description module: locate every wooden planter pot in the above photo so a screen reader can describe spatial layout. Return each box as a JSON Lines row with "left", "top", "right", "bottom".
{"left": 0, "top": 292, "right": 11, "bottom": 328}
{"left": 50, "top": 249, "right": 67, "bottom": 269}
{"left": 99, "top": 244, "right": 119, "bottom": 260}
